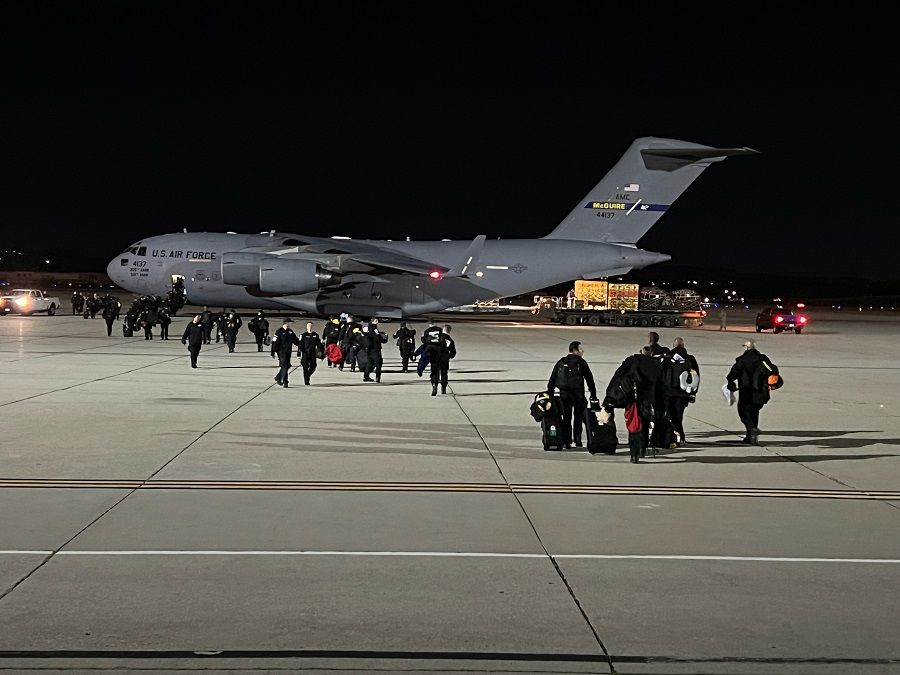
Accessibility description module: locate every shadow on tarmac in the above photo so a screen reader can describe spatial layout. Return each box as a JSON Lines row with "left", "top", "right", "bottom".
{"left": 658, "top": 453, "right": 896, "bottom": 464}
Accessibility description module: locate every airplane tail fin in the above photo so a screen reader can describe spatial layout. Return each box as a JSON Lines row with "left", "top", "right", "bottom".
{"left": 545, "top": 137, "right": 758, "bottom": 244}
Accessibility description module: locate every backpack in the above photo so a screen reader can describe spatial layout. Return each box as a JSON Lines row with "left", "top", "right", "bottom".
{"left": 752, "top": 355, "right": 781, "bottom": 392}
{"left": 554, "top": 358, "right": 583, "bottom": 391}
{"left": 605, "top": 373, "right": 635, "bottom": 408}
{"left": 530, "top": 392, "right": 559, "bottom": 422}
{"left": 668, "top": 358, "right": 699, "bottom": 394}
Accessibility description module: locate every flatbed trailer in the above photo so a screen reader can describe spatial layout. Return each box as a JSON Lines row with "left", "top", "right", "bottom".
{"left": 549, "top": 307, "right": 706, "bottom": 328}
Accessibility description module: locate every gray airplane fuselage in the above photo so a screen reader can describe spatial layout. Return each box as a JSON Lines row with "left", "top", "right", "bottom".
{"left": 107, "top": 138, "right": 754, "bottom": 317}
{"left": 107, "top": 232, "right": 668, "bottom": 317}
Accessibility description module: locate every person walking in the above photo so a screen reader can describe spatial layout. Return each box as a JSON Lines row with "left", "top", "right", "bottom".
{"left": 437, "top": 324, "right": 457, "bottom": 394}
{"left": 270, "top": 318, "right": 301, "bottom": 387}
{"left": 101, "top": 300, "right": 117, "bottom": 336}
{"left": 249, "top": 311, "right": 269, "bottom": 352}
{"left": 298, "top": 321, "right": 322, "bottom": 385}
{"left": 181, "top": 315, "right": 204, "bottom": 369}
{"left": 393, "top": 322, "right": 416, "bottom": 373}
{"left": 726, "top": 339, "right": 777, "bottom": 445}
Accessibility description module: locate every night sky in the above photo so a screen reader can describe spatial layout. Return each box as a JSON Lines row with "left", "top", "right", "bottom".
{"left": 1, "top": 4, "right": 895, "bottom": 278}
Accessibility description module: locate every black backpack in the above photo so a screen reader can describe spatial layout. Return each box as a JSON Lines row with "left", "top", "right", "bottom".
{"left": 554, "top": 358, "right": 583, "bottom": 391}
{"left": 752, "top": 355, "right": 780, "bottom": 392}
{"left": 604, "top": 373, "right": 636, "bottom": 408}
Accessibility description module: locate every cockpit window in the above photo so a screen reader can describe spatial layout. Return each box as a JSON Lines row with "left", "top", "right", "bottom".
{"left": 127, "top": 246, "right": 147, "bottom": 256}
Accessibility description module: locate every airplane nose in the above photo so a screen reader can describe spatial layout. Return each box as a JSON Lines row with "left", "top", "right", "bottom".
{"left": 106, "top": 256, "right": 123, "bottom": 286}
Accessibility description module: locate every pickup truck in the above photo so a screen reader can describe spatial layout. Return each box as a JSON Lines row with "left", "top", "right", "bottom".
{"left": 0, "top": 289, "right": 62, "bottom": 316}
{"left": 755, "top": 305, "right": 808, "bottom": 334}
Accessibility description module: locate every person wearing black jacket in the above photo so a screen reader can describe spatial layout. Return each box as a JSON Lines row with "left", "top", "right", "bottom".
{"left": 158, "top": 308, "right": 171, "bottom": 340}
{"left": 661, "top": 337, "right": 700, "bottom": 446}
{"left": 422, "top": 321, "right": 444, "bottom": 396}
{"left": 726, "top": 339, "right": 771, "bottom": 445}
{"left": 222, "top": 310, "right": 242, "bottom": 352}
{"left": 298, "top": 321, "right": 322, "bottom": 385}
{"left": 646, "top": 332, "right": 669, "bottom": 359}
{"left": 606, "top": 346, "right": 661, "bottom": 460}
{"left": 199, "top": 307, "right": 214, "bottom": 344}
{"left": 249, "top": 311, "right": 269, "bottom": 352}
{"left": 270, "top": 318, "right": 301, "bottom": 387}
{"left": 437, "top": 324, "right": 457, "bottom": 394}
{"left": 547, "top": 341, "right": 598, "bottom": 449}
{"left": 338, "top": 315, "right": 361, "bottom": 372}
{"left": 393, "top": 322, "right": 416, "bottom": 373}
{"left": 322, "top": 316, "right": 340, "bottom": 344}
{"left": 360, "top": 320, "right": 388, "bottom": 383}
{"left": 101, "top": 300, "right": 117, "bottom": 336}
{"left": 181, "top": 315, "right": 204, "bottom": 368}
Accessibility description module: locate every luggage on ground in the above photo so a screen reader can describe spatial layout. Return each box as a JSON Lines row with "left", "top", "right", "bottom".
{"left": 650, "top": 415, "right": 677, "bottom": 450}
{"left": 542, "top": 412, "right": 565, "bottom": 451}
{"left": 122, "top": 324, "right": 133, "bottom": 338}
{"left": 586, "top": 407, "right": 618, "bottom": 455}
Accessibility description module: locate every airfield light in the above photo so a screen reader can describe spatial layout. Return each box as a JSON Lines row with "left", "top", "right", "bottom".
{"left": 429, "top": 271, "right": 442, "bottom": 280}
{"left": 475, "top": 271, "right": 484, "bottom": 278}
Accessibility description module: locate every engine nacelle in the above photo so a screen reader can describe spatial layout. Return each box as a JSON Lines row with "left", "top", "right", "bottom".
{"left": 222, "top": 252, "right": 265, "bottom": 286}
{"left": 259, "top": 258, "right": 336, "bottom": 295}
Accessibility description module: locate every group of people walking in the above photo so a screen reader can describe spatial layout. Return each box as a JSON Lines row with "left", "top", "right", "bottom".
{"left": 548, "top": 331, "right": 777, "bottom": 462}
{"left": 180, "top": 310, "right": 457, "bottom": 392}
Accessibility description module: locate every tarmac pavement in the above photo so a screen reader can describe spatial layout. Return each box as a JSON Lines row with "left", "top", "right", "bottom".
{"left": 0, "top": 307, "right": 898, "bottom": 673}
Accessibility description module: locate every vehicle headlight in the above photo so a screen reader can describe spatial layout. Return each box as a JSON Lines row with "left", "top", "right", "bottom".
{"left": 14, "top": 297, "right": 27, "bottom": 306}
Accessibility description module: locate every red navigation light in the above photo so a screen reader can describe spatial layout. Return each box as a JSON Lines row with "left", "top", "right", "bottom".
{"left": 774, "top": 315, "right": 784, "bottom": 323}
{"left": 799, "top": 315, "right": 808, "bottom": 324}
{"left": 429, "top": 271, "right": 442, "bottom": 280}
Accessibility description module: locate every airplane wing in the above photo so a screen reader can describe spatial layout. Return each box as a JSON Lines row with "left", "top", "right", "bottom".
{"left": 238, "top": 235, "right": 488, "bottom": 278}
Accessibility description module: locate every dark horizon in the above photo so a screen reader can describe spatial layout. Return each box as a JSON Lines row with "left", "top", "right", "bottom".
{"left": 1, "top": 5, "right": 895, "bottom": 278}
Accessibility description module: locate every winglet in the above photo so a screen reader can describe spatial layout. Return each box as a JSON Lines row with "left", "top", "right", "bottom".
{"left": 446, "top": 235, "right": 486, "bottom": 278}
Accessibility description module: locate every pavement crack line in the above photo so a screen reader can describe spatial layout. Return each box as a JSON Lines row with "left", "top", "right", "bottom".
{"left": 0, "top": 362, "right": 295, "bottom": 606}
{"left": 449, "top": 385, "right": 617, "bottom": 675}
{"left": 685, "top": 414, "right": 900, "bottom": 513}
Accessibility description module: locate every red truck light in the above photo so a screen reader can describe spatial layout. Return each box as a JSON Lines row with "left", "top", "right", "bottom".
{"left": 798, "top": 315, "right": 808, "bottom": 324}
{"left": 774, "top": 315, "right": 784, "bottom": 323}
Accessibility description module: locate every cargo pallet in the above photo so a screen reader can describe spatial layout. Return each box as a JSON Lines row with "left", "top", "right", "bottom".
{"left": 549, "top": 308, "right": 705, "bottom": 328}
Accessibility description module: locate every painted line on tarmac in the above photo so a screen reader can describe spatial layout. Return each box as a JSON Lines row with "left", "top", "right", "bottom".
{"left": 1, "top": 550, "right": 899, "bottom": 563}
{"left": 0, "top": 478, "right": 898, "bottom": 500}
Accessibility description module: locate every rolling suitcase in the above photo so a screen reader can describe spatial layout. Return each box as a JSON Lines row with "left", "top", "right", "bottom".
{"left": 122, "top": 324, "right": 133, "bottom": 338}
{"left": 539, "top": 394, "right": 564, "bottom": 451}
{"left": 586, "top": 408, "right": 618, "bottom": 455}
{"left": 542, "top": 414, "right": 565, "bottom": 451}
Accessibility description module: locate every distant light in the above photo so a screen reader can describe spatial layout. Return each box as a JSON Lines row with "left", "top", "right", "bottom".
{"left": 331, "top": 236, "right": 351, "bottom": 240}
{"left": 429, "top": 271, "right": 442, "bottom": 280}
{"left": 44, "top": 259, "right": 51, "bottom": 264}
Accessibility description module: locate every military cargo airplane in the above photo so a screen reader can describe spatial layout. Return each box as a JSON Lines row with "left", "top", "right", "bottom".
{"left": 107, "top": 137, "right": 756, "bottom": 318}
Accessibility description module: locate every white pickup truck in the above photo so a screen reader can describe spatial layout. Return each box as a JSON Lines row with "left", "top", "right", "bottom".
{"left": 0, "top": 289, "right": 62, "bottom": 316}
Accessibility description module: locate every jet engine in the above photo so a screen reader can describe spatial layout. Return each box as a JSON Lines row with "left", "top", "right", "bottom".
{"left": 258, "top": 258, "right": 337, "bottom": 295}
{"left": 222, "top": 252, "right": 265, "bottom": 286}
